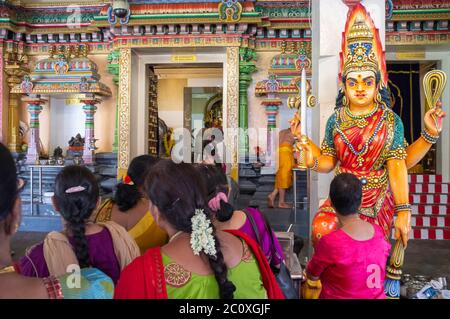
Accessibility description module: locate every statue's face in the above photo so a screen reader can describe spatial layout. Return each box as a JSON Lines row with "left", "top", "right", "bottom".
{"left": 345, "top": 70, "right": 377, "bottom": 108}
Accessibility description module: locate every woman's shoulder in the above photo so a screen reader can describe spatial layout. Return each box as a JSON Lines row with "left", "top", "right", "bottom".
{"left": 216, "top": 230, "right": 244, "bottom": 248}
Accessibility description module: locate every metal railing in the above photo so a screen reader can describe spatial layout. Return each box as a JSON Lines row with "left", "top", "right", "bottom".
{"left": 28, "top": 165, "right": 64, "bottom": 216}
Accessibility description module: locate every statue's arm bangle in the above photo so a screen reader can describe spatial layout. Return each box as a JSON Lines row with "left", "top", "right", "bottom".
{"left": 395, "top": 204, "right": 411, "bottom": 212}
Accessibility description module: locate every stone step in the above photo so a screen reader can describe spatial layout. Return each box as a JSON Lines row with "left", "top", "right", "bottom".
{"left": 250, "top": 191, "right": 307, "bottom": 202}
{"left": 256, "top": 184, "right": 277, "bottom": 192}
{"left": 238, "top": 180, "right": 257, "bottom": 194}
{"left": 97, "top": 165, "right": 117, "bottom": 177}
{"left": 258, "top": 175, "right": 276, "bottom": 184}
{"left": 95, "top": 152, "right": 118, "bottom": 166}
{"left": 238, "top": 169, "right": 259, "bottom": 178}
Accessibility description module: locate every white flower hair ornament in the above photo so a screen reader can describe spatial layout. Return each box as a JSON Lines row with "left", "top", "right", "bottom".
{"left": 190, "top": 209, "right": 217, "bottom": 259}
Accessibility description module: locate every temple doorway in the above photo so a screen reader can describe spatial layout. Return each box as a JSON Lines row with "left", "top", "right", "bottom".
{"left": 387, "top": 61, "right": 438, "bottom": 174}
{"left": 146, "top": 63, "right": 223, "bottom": 160}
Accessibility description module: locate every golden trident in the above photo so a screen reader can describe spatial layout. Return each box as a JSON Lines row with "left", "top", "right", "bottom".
{"left": 423, "top": 70, "right": 447, "bottom": 132}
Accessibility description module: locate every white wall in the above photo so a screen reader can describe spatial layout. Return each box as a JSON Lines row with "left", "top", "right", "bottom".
{"left": 188, "top": 78, "right": 222, "bottom": 87}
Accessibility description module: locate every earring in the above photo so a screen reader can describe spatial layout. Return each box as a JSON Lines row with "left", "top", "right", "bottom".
{"left": 14, "top": 224, "right": 19, "bottom": 233}
{"left": 376, "top": 92, "right": 382, "bottom": 103}
{"left": 342, "top": 95, "right": 349, "bottom": 107}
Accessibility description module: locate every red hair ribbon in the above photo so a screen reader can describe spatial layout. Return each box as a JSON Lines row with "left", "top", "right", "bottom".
{"left": 123, "top": 175, "right": 134, "bottom": 185}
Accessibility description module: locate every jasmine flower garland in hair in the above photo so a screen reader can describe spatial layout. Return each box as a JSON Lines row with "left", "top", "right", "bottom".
{"left": 190, "top": 209, "right": 217, "bottom": 258}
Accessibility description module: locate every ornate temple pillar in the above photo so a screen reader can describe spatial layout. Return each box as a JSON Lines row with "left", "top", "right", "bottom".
{"left": 117, "top": 48, "right": 131, "bottom": 178}
{"left": 225, "top": 47, "right": 240, "bottom": 181}
{"left": 80, "top": 95, "right": 100, "bottom": 164}
{"left": 262, "top": 98, "right": 283, "bottom": 169}
{"left": 107, "top": 50, "right": 120, "bottom": 153}
{"left": 238, "top": 47, "right": 257, "bottom": 159}
{"left": 23, "top": 95, "right": 45, "bottom": 164}
{"left": 4, "top": 44, "right": 29, "bottom": 152}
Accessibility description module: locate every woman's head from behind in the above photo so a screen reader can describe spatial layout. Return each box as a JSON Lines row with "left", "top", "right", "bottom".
{"left": 53, "top": 165, "right": 99, "bottom": 268}
{"left": 329, "top": 173, "right": 362, "bottom": 218}
{"left": 144, "top": 160, "right": 236, "bottom": 298}
{"left": 195, "top": 164, "right": 233, "bottom": 222}
{"left": 115, "top": 155, "right": 159, "bottom": 212}
{"left": 145, "top": 160, "right": 208, "bottom": 232}
{"left": 0, "top": 142, "right": 21, "bottom": 237}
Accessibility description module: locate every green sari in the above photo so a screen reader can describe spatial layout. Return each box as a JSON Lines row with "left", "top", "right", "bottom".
{"left": 162, "top": 240, "right": 267, "bottom": 299}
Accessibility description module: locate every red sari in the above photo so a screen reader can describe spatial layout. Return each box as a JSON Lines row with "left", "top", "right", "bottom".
{"left": 114, "top": 229, "right": 284, "bottom": 299}
{"left": 314, "top": 105, "right": 407, "bottom": 243}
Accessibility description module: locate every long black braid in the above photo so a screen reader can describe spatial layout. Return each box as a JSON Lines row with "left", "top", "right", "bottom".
{"left": 145, "top": 160, "right": 236, "bottom": 299}
{"left": 54, "top": 165, "right": 99, "bottom": 268}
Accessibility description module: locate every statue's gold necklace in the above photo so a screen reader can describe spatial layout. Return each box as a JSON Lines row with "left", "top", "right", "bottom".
{"left": 343, "top": 105, "right": 378, "bottom": 129}
{"left": 336, "top": 105, "right": 386, "bottom": 167}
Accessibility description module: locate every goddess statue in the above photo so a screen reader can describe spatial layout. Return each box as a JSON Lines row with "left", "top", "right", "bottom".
{"left": 291, "top": 4, "right": 446, "bottom": 249}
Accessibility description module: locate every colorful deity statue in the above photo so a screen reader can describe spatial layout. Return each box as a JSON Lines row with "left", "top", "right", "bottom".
{"left": 290, "top": 4, "right": 446, "bottom": 249}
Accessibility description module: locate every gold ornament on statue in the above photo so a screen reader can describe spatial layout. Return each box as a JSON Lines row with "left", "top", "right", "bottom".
{"left": 287, "top": 96, "right": 301, "bottom": 110}
{"left": 295, "top": 135, "right": 309, "bottom": 171}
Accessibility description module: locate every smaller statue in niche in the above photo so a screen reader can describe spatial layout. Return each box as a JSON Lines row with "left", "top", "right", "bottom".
{"left": 67, "top": 133, "right": 85, "bottom": 158}
{"left": 53, "top": 147, "right": 63, "bottom": 158}
{"left": 79, "top": 77, "right": 90, "bottom": 92}
{"left": 53, "top": 146, "right": 65, "bottom": 165}
{"left": 69, "top": 134, "right": 84, "bottom": 148}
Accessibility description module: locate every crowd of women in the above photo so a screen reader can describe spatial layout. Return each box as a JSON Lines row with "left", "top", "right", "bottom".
{"left": 0, "top": 142, "right": 286, "bottom": 299}
{"left": 0, "top": 140, "right": 390, "bottom": 299}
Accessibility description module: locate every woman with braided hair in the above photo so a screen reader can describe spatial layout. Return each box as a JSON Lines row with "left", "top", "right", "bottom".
{"left": 195, "top": 164, "right": 285, "bottom": 270}
{"left": 20, "top": 165, "right": 140, "bottom": 284}
{"left": 114, "top": 160, "right": 284, "bottom": 299}
{"left": 0, "top": 142, "right": 113, "bottom": 299}
{"left": 93, "top": 155, "right": 168, "bottom": 254}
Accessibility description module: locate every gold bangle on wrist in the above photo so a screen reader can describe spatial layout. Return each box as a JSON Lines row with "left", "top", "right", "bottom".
{"left": 421, "top": 128, "right": 439, "bottom": 144}
{"left": 395, "top": 203, "right": 411, "bottom": 212}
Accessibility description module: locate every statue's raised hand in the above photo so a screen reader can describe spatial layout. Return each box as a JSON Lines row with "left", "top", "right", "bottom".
{"left": 424, "top": 101, "right": 446, "bottom": 136}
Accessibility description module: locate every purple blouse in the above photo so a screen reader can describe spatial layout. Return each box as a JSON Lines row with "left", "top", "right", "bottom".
{"left": 19, "top": 228, "right": 121, "bottom": 283}
{"left": 239, "top": 207, "right": 285, "bottom": 266}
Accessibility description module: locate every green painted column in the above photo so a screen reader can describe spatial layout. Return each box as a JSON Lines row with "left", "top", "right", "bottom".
{"left": 107, "top": 50, "right": 120, "bottom": 154}
{"left": 239, "top": 47, "right": 257, "bottom": 160}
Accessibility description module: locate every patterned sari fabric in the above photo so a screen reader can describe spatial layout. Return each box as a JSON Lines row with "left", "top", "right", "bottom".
{"left": 58, "top": 268, "right": 114, "bottom": 299}
{"left": 313, "top": 105, "right": 407, "bottom": 244}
